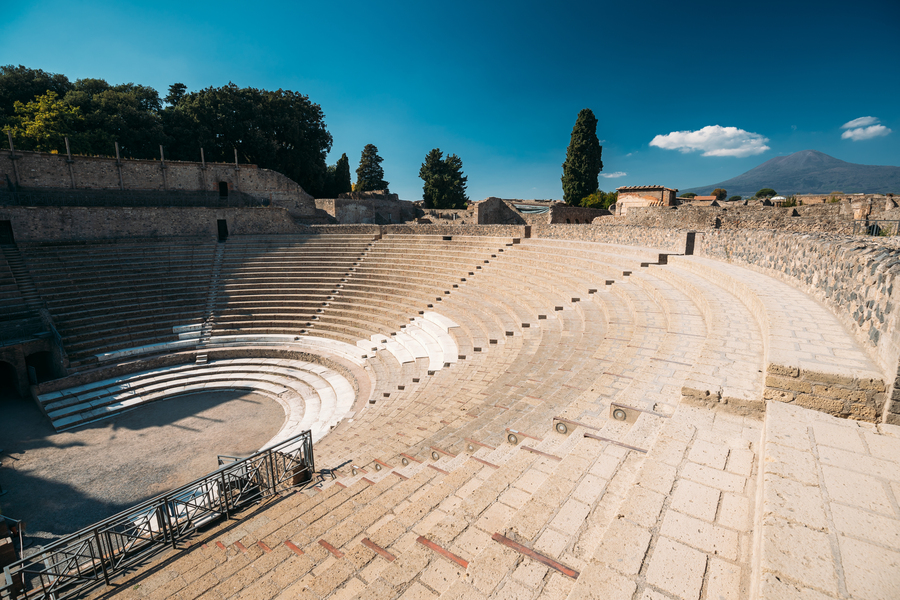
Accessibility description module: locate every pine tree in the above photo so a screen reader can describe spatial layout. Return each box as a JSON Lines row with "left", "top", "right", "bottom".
{"left": 561, "top": 109, "right": 603, "bottom": 205}
{"left": 419, "top": 148, "right": 469, "bottom": 209}
{"left": 355, "top": 144, "right": 389, "bottom": 192}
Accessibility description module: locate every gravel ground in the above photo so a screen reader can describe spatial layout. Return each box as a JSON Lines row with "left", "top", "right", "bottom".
{"left": 0, "top": 389, "right": 285, "bottom": 547}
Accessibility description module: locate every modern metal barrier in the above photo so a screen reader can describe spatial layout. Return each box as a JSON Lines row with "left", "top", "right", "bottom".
{"left": 853, "top": 220, "right": 900, "bottom": 236}
{"left": 0, "top": 431, "right": 313, "bottom": 600}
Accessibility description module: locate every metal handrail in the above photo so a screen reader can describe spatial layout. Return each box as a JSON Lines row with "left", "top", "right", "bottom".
{"left": 0, "top": 431, "right": 313, "bottom": 600}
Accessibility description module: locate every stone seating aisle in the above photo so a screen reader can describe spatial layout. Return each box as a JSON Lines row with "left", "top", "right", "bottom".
{"left": 668, "top": 255, "right": 886, "bottom": 421}
{"left": 19, "top": 239, "right": 217, "bottom": 369}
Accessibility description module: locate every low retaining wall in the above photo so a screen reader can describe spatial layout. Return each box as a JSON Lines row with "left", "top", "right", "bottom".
{"left": 0, "top": 205, "right": 305, "bottom": 242}
{"left": 532, "top": 224, "right": 689, "bottom": 254}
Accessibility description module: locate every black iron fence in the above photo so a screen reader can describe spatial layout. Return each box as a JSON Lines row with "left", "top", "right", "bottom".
{"left": 0, "top": 431, "right": 313, "bottom": 600}
{"left": 0, "top": 188, "right": 267, "bottom": 209}
{"left": 853, "top": 220, "right": 900, "bottom": 237}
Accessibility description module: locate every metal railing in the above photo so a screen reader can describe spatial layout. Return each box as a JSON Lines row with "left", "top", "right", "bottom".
{"left": 853, "top": 220, "right": 900, "bottom": 237}
{"left": 0, "top": 431, "right": 313, "bottom": 600}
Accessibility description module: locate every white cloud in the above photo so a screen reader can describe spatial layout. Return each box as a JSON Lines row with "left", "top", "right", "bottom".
{"left": 599, "top": 171, "right": 627, "bottom": 178}
{"left": 840, "top": 116, "right": 891, "bottom": 141}
{"left": 649, "top": 125, "right": 770, "bottom": 157}
{"left": 841, "top": 116, "right": 880, "bottom": 129}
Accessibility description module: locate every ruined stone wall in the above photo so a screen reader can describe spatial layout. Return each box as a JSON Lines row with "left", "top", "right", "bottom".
{"left": 532, "top": 224, "right": 689, "bottom": 254}
{"left": 548, "top": 204, "right": 610, "bottom": 224}
{"left": 2, "top": 150, "right": 315, "bottom": 217}
{"left": 314, "top": 196, "right": 417, "bottom": 224}
{"left": 0, "top": 206, "right": 305, "bottom": 241}
{"left": 420, "top": 208, "right": 476, "bottom": 224}
{"left": 474, "top": 197, "right": 549, "bottom": 225}
{"left": 693, "top": 229, "right": 900, "bottom": 422}
{"left": 600, "top": 201, "right": 867, "bottom": 234}
{"left": 383, "top": 224, "right": 529, "bottom": 238}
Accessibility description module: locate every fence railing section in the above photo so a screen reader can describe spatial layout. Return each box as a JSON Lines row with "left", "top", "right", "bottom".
{"left": 0, "top": 431, "right": 313, "bottom": 600}
{"left": 0, "top": 189, "right": 266, "bottom": 209}
{"left": 853, "top": 220, "right": 900, "bottom": 236}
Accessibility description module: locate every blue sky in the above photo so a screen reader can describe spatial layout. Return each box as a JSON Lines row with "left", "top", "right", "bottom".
{"left": 3, "top": 0, "right": 898, "bottom": 199}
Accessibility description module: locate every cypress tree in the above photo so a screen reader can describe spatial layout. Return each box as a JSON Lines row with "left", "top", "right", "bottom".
{"left": 355, "top": 144, "right": 389, "bottom": 192}
{"left": 561, "top": 109, "right": 603, "bottom": 205}
{"left": 334, "top": 153, "right": 352, "bottom": 195}
{"left": 419, "top": 148, "right": 469, "bottom": 209}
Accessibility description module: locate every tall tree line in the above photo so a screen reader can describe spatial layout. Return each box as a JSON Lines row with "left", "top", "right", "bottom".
{"left": 0, "top": 65, "right": 337, "bottom": 197}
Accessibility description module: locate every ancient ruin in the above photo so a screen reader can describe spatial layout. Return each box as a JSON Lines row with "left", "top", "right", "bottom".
{"left": 0, "top": 153, "right": 898, "bottom": 600}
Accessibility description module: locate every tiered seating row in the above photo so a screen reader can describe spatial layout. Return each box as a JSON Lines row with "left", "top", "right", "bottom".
{"left": 37, "top": 357, "right": 356, "bottom": 441}
{"left": 20, "top": 239, "right": 216, "bottom": 369}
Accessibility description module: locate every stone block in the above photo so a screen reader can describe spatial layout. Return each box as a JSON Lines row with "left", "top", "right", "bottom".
{"left": 759, "top": 515, "right": 839, "bottom": 595}
{"left": 765, "top": 375, "right": 812, "bottom": 393}
{"left": 795, "top": 394, "right": 845, "bottom": 416}
{"left": 593, "top": 518, "right": 652, "bottom": 575}
{"left": 840, "top": 537, "right": 900, "bottom": 600}
{"left": 645, "top": 537, "right": 706, "bottom": 600}
{"left": 768, "top": 364, "right": 799, "bottom": 378}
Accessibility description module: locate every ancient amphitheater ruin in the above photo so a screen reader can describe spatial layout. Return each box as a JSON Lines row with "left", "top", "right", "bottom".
{"left": 0, "top": 151, "right": 899, "bottom": 600}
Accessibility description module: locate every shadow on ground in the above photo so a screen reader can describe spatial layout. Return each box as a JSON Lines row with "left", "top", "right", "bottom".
{"left": 0, "top": 389, "right": 286, "bottom": 545}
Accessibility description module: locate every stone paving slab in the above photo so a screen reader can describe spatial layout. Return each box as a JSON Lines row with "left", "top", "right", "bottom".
{"left": 755, "top": 400, "right": 900, "bottom": 600}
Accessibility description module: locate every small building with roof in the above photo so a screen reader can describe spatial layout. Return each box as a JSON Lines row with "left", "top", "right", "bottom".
{"left": 615, "top": 185, "right": 678, "bottom": 216}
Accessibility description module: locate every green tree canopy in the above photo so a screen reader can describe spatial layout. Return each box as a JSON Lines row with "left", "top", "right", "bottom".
{"left": 163, "top": 83, "right": 333, "bottom": 195}
{"left": 356, "top": 144, "right": 389, "bottom": 192}
{"left": 0, "top": 65, "right": 73, "bottom": 127}
{"left": 0, "top": 67, "right": 334, "bottom": 196}
{"left": 561, "top": 108, "right": 603, "bottom": 205}
{"left": 728, "top": 195, "right": 742, "bottom": 202}
{"left": 419, "top": 148, "right": 469, "bottom": 209}
{"left": 711, "top": 188, "right": 728, "bottom": 201}
{"left": 579, "top": 190, "right": 617, "bottom": 210}
{"left": 165, "top": 83, "right": 187, "bottom": 107}
{"left": 64, "top": 78, "right": 166, "bottom": 158}
{"left": 680, "top": 192, "right": 697, "bottom": 199}
{"left": 755, "top": 187, "right": 777, "bottom": 197}
{"left": 8, "top": 91, "right": 85, "bottom": 153}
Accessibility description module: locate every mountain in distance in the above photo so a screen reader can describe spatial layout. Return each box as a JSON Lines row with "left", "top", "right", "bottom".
{"left": 682, "top": 150, "right": 900, "bottom": 196}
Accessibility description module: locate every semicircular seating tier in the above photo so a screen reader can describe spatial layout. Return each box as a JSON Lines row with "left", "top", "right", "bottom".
{"left": 16, "top": 231, "right": 899, "bottom": 600}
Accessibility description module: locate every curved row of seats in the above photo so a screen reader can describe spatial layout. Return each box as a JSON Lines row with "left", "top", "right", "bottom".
{"left": 36, "top": 357, "right": 356, "bottom": 443}
{"left": 10, "top": 231, "right": 891, "bottom": 600}
{"left": 19, "top": 239, "right": 217, "bottom": 369}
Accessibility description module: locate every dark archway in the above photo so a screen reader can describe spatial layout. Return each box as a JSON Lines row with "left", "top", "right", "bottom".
{"left": 0, "top": 360, "right": 20, "bottom": 398}
{"left": 25, "top": 351, "right": 54, "bottom": 384}
{"left": 218, "top": 181, "right": 229, "bottom": 198}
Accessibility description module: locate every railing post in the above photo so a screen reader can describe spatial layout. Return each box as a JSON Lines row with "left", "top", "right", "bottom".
{"left": 221, "top": 471, "right": 230, "bottom": 520}
{"left": 94, "top": 528, "right": 111, "bottom": 586}
{"left": 266, "top": 449, "right": 276, "bottom": 496}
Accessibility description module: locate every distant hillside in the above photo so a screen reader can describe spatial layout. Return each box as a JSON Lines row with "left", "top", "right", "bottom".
{"left": 682, "top": 150, "right": 900, "bottom": 196}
